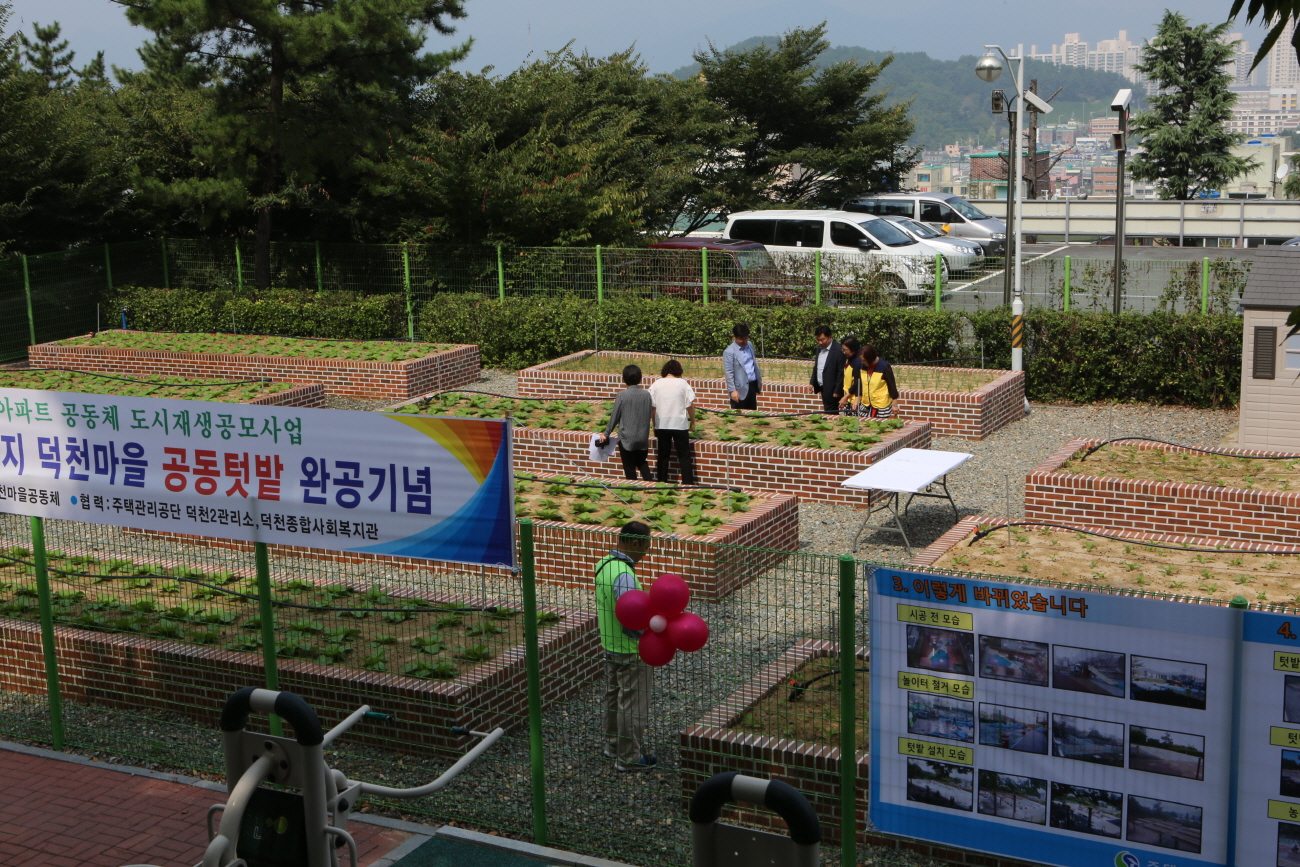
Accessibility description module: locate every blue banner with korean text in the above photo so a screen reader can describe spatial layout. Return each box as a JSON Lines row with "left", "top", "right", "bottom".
{"left": 0, "top": 389, "right": 514, "bottom": 568}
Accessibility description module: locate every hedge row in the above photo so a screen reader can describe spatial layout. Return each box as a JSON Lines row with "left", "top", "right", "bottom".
{"left": 108, "top": 287, "right": 405, "bottom": 340}
{"left": 100, "top": 289, "right": 1244, "bottom": 408}
{"left": 420, "top": 296, "right": 1243, "bottom": 408}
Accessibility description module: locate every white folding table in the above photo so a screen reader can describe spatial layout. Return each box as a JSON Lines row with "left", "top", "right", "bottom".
{"left": 840, "top": 448, "right": 974, "bottom": 558}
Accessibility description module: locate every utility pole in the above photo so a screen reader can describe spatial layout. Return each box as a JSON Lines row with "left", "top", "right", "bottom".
{"left": 1003, "top": 111, "right": 1017, "bottom": 307}
{"left": 1025, "top": 80, "right": 1040, "bottom": 200}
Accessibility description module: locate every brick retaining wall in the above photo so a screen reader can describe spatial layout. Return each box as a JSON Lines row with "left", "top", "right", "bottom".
{"left": 244, "top": 382, "right": 325, "bottom": 408}
{"left": 507, "top": 422, "right": 932, "bottom": 508}
{"left": 0, "top": 595, "right": 599, "bottom": 759}
{"left": 1025, "top": 438, "right": 1300, "bottom": 544}
{"left": 130, "top": 474, "right": 799, "bottom": 602}
{"left": 29, "top": 333, "right": 481, "bottom": 400}
{"left": 518, "top": 351, "right": 1023, "bottom": 440}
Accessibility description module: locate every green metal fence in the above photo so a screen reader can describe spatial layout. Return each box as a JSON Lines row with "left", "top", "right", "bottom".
{"left": 0, "top": 510, "right": 886, "bottom": 866}
{"left": 1, "top": 239, "right": 1253, "bottom": 365}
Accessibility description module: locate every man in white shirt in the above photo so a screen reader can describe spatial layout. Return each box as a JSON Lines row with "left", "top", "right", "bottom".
{"left": 648, "top": 358, "right": 697, "bottom": 484}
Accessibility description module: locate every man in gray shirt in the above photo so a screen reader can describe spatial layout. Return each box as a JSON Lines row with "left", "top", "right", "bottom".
{"left": 722, "top": 322, "right": 763, "bottom": 410}
{"left": 599, "top": 365, "right": 654, "bottom": 480}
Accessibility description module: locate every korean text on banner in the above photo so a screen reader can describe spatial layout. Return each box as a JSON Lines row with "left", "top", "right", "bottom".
{"left": 0, "top": 389, "right": 515, "bottom": 568}
{"left": 870, "top": 569, "right": 1233, "bottom": 867}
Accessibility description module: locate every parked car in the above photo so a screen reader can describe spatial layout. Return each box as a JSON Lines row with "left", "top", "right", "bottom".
{"left": 883, "top": 216, "right": 984, "bottom": 271}
{"left": 722, "top": 209, "right": 943, "bottom": 301}
{"left": 841, "top": 193, "right": 1007, "bottom": 257}
{"left": 1281, "top": 237, "right": 1300, "bottom": 248}
{"left": 637, "top": 238, "right": 805, "bottom": 304}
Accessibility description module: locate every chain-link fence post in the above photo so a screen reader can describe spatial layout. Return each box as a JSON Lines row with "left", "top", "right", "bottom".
{"left": 254, "top": 540, "right": 283, "bottom": 737}
{"left": 1063, "top": 255, "right": 1071, "bottom": 312}
{"left": 22, "top": 254, "right": 35, "bottom": 346}
{"left": 814, "top": 249, "right": 822, "bottom": 306}
{"left": 1202, "top": 257, "right": 1210, "bottom": 315}
{"left": 596, "top": 245, "right": 604, "bottom": 305}
{"left": 838, "top": 554, "right": 856, "bottom": 867}
{"left": 30, "top": 516, "right": 65, "bottom": 749}
{"left": 497, "top": 245, "right": 506, "bottom": 302}
{"left": 934, "top": 254, "right": 943, "bottom": 311}
{"left": 235, "top": 240, "right": 244, "bottom": 292}
{"left": 519, "top": 518, "right": 549, "bottom": 845}
{"left": 403, "top": 244, "right": 415, "bottom": 341}
{"left": 701, "top": 248, "right": 709, "bottom": 306}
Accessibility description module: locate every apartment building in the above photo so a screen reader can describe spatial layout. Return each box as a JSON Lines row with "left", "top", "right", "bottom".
{"left": 1030, "top": 29, "right": 1255, "bottom": 92}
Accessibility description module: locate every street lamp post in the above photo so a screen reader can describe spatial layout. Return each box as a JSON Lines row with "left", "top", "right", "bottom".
{"left": 976, "top": 45, "right": 1026, "bottom": 373}
{"left": 1111, "top": 89, "right": 1133, "bottom": 315}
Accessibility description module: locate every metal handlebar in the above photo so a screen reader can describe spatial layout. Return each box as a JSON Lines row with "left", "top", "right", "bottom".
{"left": 353, "top": 727, "right": 505, "bottom": 798}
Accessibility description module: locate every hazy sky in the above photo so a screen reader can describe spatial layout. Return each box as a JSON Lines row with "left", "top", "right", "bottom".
{"left": 5, "top": 0, "right": 1274, "bottom": 77}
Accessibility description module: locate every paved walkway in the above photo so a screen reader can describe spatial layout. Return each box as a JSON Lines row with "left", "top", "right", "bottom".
{"left": 0, "top": 746, "right": 413, "bottom": 867}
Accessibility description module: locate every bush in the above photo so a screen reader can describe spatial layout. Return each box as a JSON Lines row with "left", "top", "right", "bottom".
{"left": 108, "top": 287, "right": 406, "bottom": 340}
{"left": 423, "top": 295, "right": 1243, "bottom": 407}
{"left": 418, "top": 295, "right": 964, "bottom": 369}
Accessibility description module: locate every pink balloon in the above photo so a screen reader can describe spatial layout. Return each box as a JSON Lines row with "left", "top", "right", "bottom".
{"left": 649, "top": 574, "right": 690, "bottom": 616}
{"left": 615, "top": 589, "right": 652, "bottom": 631}
{"left": 666, "top": 612, "right": 709, "bottom": 653}
{"left": 638, "top": 630, "right": 677, "bottom": 667}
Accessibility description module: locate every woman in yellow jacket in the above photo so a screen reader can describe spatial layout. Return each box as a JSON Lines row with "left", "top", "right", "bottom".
{"left": 838, "top": 339, "right": 900, "bottom": 418}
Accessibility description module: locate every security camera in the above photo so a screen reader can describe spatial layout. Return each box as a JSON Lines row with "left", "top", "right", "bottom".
{"left": 1111, "top": 89, "right": 1133, "bottom": 112}
{"left": 1023, "top": 90, "right": 1054, "bottom": 114}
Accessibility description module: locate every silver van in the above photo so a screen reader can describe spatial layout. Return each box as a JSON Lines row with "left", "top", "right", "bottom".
{"left": 841, "top": 193, "right": 1006, "bottom": 257}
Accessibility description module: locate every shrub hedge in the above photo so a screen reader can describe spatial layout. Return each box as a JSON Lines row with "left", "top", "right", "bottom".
{"left": 422, "top": 296, "right": 1243, "bottom": 408}
{"left": 100, "top": 289, "right": 1244, "bottom": 407}
{"left": 108, "top": 287, "right": 405, "bottom": 340}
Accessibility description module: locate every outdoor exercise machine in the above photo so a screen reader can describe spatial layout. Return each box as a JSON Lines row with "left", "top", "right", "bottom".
{"left": 690, "top": 771, "right": 821, "bottom": 867}
{"left": 124, "top": 686, "right": 503, "bottom": 867}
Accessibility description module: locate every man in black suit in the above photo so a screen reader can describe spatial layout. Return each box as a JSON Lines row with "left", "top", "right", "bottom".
{"left": 807, "top": 325, "right": 845, "bottom": 413}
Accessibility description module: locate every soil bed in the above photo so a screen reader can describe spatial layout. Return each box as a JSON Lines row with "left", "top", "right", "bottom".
{"left": 0, "top": 548, "right": 561, "bottom": 680}
{"left": 730, "top": 656, "right": 868, "bottom": 747}
{"left": 927, "top": 524, "right": 1300, "bottom": 605}
{"left": 0, "top": 369, "right": 294, "bottom": 402}
{"left": 1062, "top": 441, "right": 1300, "bottom": 492}
{"left": 56, "top": 332, "right": 447, "bottom": 363}
{"left": 514, "top": 475, "right": 769, "bottom": 536}
{"left": 552, "top": 351, "right": 1000, "bottom": 393}
{"left": 395, "top": 392, "right": 901, "bottom": 452}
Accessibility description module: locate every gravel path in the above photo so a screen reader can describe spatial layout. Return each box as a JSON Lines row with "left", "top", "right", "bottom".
{"left": 0, "top": 370, "right": 1242, "bottom": 867}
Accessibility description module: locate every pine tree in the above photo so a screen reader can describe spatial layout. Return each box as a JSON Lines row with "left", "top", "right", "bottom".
{"left": 20, "top": 20, "right": 75, "bottom": 90}
{"left": 1127, "top": 11, "right": 1257, "bottom": 200}
{"left": 115, "top": 0, "right": 470, "bottom": 288}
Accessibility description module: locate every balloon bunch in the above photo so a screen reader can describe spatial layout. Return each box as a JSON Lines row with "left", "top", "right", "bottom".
{"left": 614, "top": 573, "right": 709, "bottom": 667}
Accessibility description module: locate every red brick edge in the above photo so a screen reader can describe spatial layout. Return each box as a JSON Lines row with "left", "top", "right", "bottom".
{"left": 1025, "top": 437, "right": 1300, "bottom": 545}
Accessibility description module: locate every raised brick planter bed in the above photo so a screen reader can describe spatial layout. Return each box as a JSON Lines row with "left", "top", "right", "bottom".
{"left": 127, "top": 474, "right": 799, "bottom": 602}
{"left": 1025, "top": 438, "right": 1300, "bottom": 544}
{"left": 29, "top": 332, "right": 480, "bottom": 401}
{"left": 519, "top": 351, "right": 1023, "bottom": 440}
{"left": 504, "top": 422, "right": 931, "bottom": 508}
{"left": 681, "top": 638, "right": 1038, "bottom": 867}
{"left": 908, "top": 514, "right": 1300, "bottom": 573}
{"left": 681, "top": 639, "right": 868, "bottom": 847}
{"left": 0, "top": 593, "right": 598, "bottom": 759}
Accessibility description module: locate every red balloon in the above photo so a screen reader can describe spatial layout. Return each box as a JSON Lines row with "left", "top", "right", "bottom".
{"left": 615, "top": 589, "right": 652, "bottom": 631}
{"left": 666, "top": 612, "right": 709, "bottom": 653}
{"left": 638, "top": 629, "right": 677, "bottom": 667}
{"left": 649, "top": 574, "right": 690, "bottom": 616}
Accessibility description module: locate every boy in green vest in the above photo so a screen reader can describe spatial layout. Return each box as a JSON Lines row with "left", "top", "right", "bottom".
{"left": 595, "top": 520, "right": 656, "bottom": 771}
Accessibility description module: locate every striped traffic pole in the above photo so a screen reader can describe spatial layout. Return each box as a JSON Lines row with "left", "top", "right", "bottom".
{"left": 1011, "top": 295, "right": 1024, "bottom": 373}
